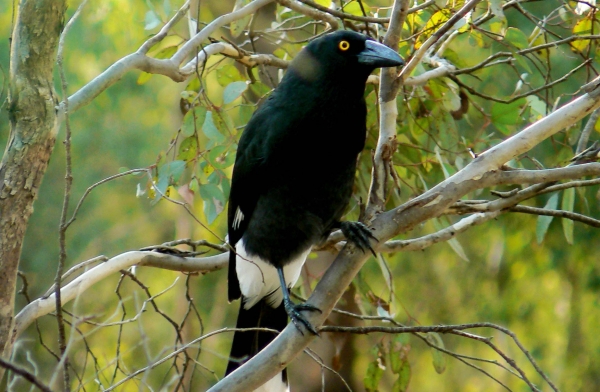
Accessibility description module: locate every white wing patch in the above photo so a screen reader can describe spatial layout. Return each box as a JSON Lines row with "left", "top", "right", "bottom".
{"left": 236, "top": 239, "right": 310, "bottom": 309}
{"left": 254, "top": 372, "right": 289, "bottom": 392}
{"left": 232, "top": 207, "right": 244, "bottom": 230}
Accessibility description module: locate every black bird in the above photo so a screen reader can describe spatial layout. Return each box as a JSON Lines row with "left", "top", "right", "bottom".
{"left": 225, "top": 30, "right": 403, "bottom": 390}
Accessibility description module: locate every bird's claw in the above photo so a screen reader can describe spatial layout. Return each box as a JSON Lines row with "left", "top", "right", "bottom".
{"left": 283, "top": 298, "right": 321, "bottom": 336}
{"left": 340, "top": 221, "right": 378, "bottom": 257}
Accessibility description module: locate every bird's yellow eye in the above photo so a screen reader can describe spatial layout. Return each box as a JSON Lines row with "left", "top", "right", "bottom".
{"left": 338, "top": 40, "right": 350, "bottom": 51}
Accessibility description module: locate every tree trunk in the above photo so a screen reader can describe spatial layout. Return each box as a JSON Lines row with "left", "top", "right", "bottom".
{"left": 0, "top": 0, "right": 67, "bottom": 371}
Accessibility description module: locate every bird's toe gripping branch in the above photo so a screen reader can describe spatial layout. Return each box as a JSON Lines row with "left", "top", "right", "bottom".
{"left": 277, "top": 267, "right": 322, "bottom": 335}
{"left": 340, "top": 221, "right": 378, "bottom": 257}
{"left": 283, "top": 297, "right": 322, "bottom": 336}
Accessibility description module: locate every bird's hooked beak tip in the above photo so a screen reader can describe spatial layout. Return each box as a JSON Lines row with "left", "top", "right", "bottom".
{"left": 358, "top": 40, "right": 404, "bottom": 68}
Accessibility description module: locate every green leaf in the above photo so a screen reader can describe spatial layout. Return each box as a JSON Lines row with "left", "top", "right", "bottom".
{"left": 221, "top": 176, "right": 231, "bottom": 199}
{"left": 562, "top": 188, "right": 575, "bottom": 244}
{"left": 217, "top": 64, "right": 243, "bottom": 87}
{"left": 178, "top": 136, "right": 198, "bottom": 161}
{"left": 426, "top": 10, "right": 450, "bottom": 31}
{"left": 364, "top": 357, "right": 385, "bottom": 392}
{"left": 213, "top": 109, "right": 236, "bottom": 136}
{"left": 491, "top": 98, "right": 526, "bottom": 134}
{"left": 181, "top": 110, "right": 196, "bottom": 137}
{"left": 152, "top": 178, "right": 168, "bottom": 204}
{"left": 573, "top": 17, "right": 593, "bottom": 51}
{"left": 376, "top": 254, "right": 393, "bottom": 294}
{"left": 468, "top": 30, "right": 487, "bottom": 48}
{"left": 181, "top": 107, "right": 207, "bottom": 137}
{"left": 208, "top": 145, "right": 235, "bottom": 169}
{"left": 137, "top": 72, "right": 152, "bottom": 85}
{"left": 144, "top": 10, "right": 161, "bottom": 30}
{"left": 343, "top": 0, "right": 370, "bottom": 16}
{"left": 199, "top": 183, "right": 225, "bottom": 224}
{"left": 526, "top": 95, "right": 546, "bottom": 118}
{"left": 158, "top": 160, "right": 186, "bottom": 182}
{"left": 154, "top": 160, "right": 186, "bottom": 203}
{"left": 504, "top": 27, "right": 528, "bottom": 49}
{"left": 163, "top": 0, "right": 171, "bottom": 15}
{"left": 207, "top": 170, "right": 221, "bottom": 185}
{"left": 489, "top": 0, "right": 505, "bottom": 19}
{"left": 154, "top": 45, "right": 178, "bottom": 59}
{"left": 202, "top": 111, "right": 226, "bottom": 144}
{"left": 433, "top": 218, "right": 469, "bottom": 262}
{"left": 536, "top": 193, "right": 559, "bottom": 244}
{"left": 391, "top": 363, "right": 411, "bottom": 392}
{"left": 231, "top": 0, "right": 252, "bottom": 37}
{"left": 426, "top": 333, "right": 446, "bottom": 374}
{"left": 223, "top": 81, "right": 248, "bottom": 104}
{"left": 389, "top": 335, "right": 410, "bottom": 374}
{"left": 514, "top": 54, "right": 532, "bottom": 73}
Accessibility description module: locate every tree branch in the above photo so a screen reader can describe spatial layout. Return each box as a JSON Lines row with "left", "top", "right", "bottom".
{"left": 380, "top": 211, "right": 502, "bottom": 253}
{"left": 0, "top": 357, "right": 52, "bottom": 392}
{"left": 365, "top": 0, "right": 411, "bottom": 216}
{"left": 12, "top": 251, "right": 227, "bottom": 343}
{"left": 510, "top": 205, "right": 600, "bottom": 228}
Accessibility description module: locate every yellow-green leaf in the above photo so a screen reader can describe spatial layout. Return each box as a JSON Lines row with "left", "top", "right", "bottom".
{"left": 536, "top": 193, "right": 559, "bottom": 244}
{"left": 231, "top": 0, "right": 252, "bottom": 37}
{"left": 426, "top": 333, "right": 446, "bottom": 374}
{"left": 137, "top": 71, "right": 152, "bottom": 85}
{"left": 342, "top": 0, "right": 370, "bottom": 16}
{"left": 562, "top": 188, "right": 575, "bottom": 244}
{"left": 573, "top": 17, "right": 593, "bottom": 51}
{"left": 505, "top": 27, "right": 528, "bottom": 49}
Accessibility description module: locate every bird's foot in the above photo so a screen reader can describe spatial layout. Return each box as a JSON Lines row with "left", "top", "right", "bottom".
{"left": 340, "top": 221, "right": 378, "bottom": 256}
{"left": 283, "top": 298, "right": 321, "bottom": 336}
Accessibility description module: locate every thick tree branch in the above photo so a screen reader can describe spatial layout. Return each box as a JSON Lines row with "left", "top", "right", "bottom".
{"left": 365, "top": 0, "right": 411, "bottom": 216}
{"left": 0, "top": 0, "right": 67, "bottom": 370}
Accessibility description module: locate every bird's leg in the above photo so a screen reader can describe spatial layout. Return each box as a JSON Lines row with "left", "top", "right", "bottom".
{"left": 277, "top": 267, "right": 321, "bottom": 335}
{"left": 339, "top": 221, "right": 378, "bottom": 256}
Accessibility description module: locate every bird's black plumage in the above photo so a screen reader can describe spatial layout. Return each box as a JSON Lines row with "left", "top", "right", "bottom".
{"left": 225, "top": 30, "right": 403, "bottom": 389}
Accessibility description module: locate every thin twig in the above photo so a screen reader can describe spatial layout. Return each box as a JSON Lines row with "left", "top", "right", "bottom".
{"left": 0, "top": 358, "right": 52, "bottom": 392}
{"left": 510, "top": 205, "right": 600, "bottom": 227}
{"left": 54, "top": 0, "right": 90, "bottom": 387}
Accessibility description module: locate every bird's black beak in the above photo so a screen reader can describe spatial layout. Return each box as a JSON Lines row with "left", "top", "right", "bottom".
{"left": 357, "top": 40, "right": 404, "bottom": 68}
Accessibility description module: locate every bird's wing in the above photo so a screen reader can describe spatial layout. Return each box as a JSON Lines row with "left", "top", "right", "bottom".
{"left": 227, "top": 101, "right": 275, "bottom": 301}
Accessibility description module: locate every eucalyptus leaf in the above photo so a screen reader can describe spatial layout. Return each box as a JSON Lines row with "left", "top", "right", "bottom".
{"left": 426, "top": 333, "right": 446, "bottom": 374}
{"left": 223, "top": 81, "right": 249, "bottom": 104}
{"left": 562, "top": 187, "right": 575, "bottom": 244}
{"left": 144, "top": 10, "right": 161, "bottom": 30}
{"left": 536, "top": 193, "right": 559, "bottom": 244}
{"left": 202, "top": 111, "right": 226, "bottom": 143}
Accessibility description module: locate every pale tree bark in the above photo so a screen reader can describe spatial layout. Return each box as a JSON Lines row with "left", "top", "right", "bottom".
{"left": 0, "top": 0, "right": 67, "bottom": 371}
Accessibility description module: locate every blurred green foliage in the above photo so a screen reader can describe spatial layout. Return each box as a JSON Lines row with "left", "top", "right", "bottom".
{"left": 2, "top": 0, "right": 600, "bottom": 391}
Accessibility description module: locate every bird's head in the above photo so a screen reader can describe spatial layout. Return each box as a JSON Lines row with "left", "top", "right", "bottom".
{"left": 290, "top": 30, "right": 404, "bottom": 83}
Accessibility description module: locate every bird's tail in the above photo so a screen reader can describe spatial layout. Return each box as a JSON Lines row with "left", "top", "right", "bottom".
{"left": 226, "top": 299, "right": 289, "bottom": 392}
